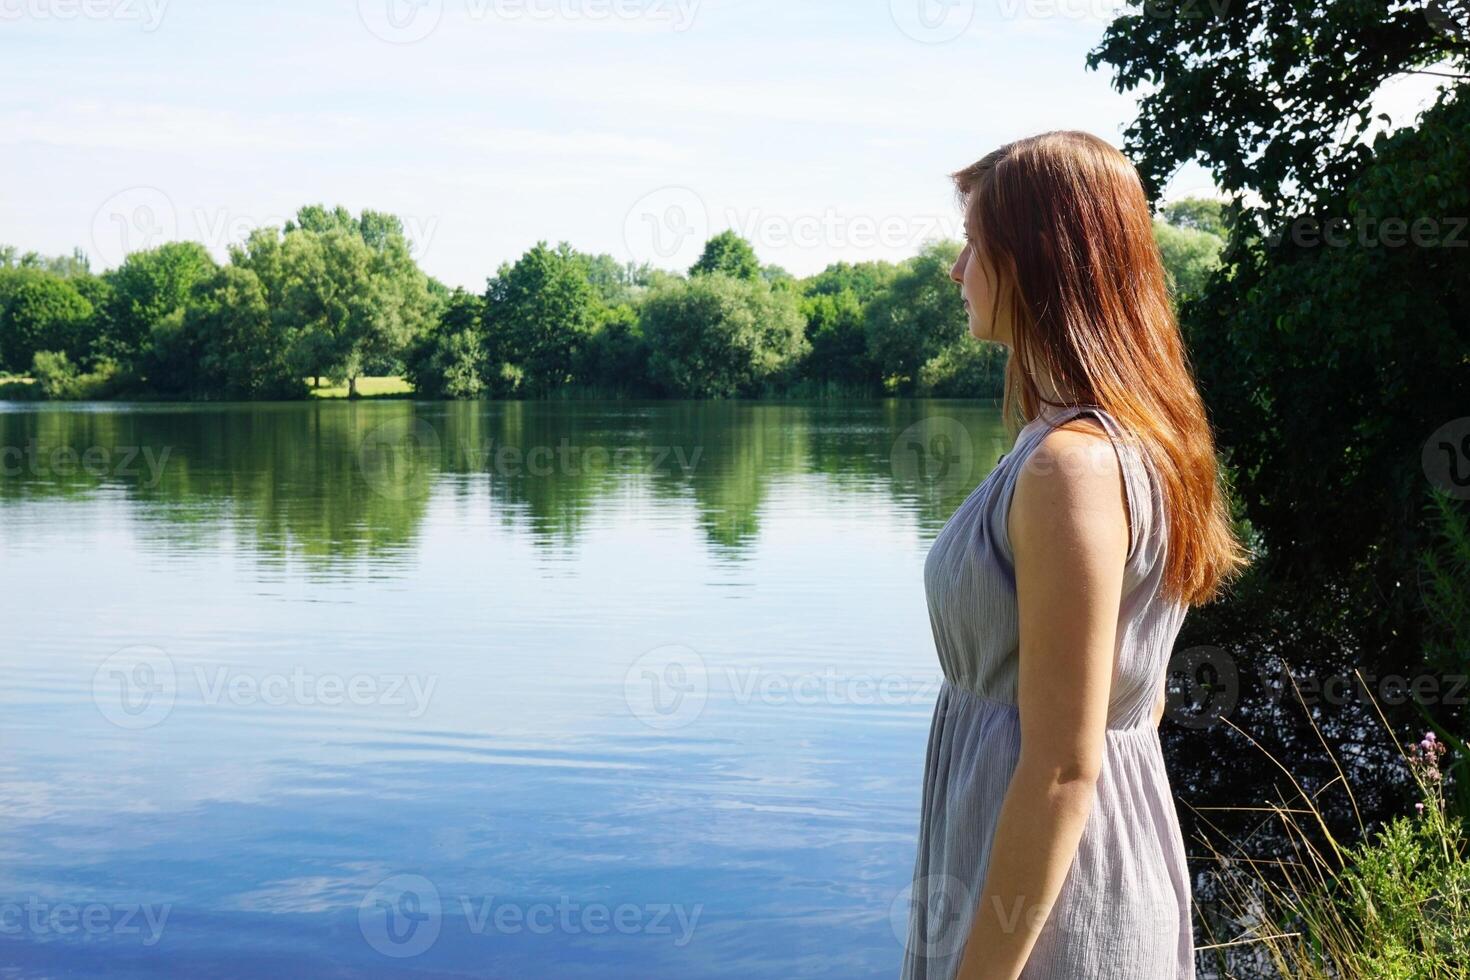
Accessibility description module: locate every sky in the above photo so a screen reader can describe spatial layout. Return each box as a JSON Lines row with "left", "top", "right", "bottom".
{"left": 0, "top": 0, "right": 1449, "bottom": 289}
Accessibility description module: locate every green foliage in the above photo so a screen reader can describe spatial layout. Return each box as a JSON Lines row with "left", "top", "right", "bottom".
{"left": 419, "top": 328, "right": 488, "bottom": 400}
{"left": 0, "top": 269, "right": 95, "bottom": 372}
{"left": 1326, "top": 809, "right": 1470, "bottom": 979}
{"left": 574, "top": 251, "right": 654, "bottom": 307}
{"left": 640, "top": 272, "right": 808, "bottom": 397}
{"left": 285, "top": 204, "right": 420, "bottom": 255}
{"left": 1152, "top": 197, "right": 1228, "bottom": 305}
{"left": 405, "top": 288, "right": 490, "bottom": 399}
{"left": 1198, "top": 670, "right": 1470, "bottom": 980}
{"left": 1153, "top": 219, "right": 1224, "bottom": 306}
{"left": 1092, "top": 0, "right": 1470, "bottom": 709}
{"left": 1088, "top": 0, "right": 1467, "bottom": 207}
{"left": 2, "top": 217, "right": 1018, "bottom": 404}
{"left": 30, "top": 350, "right": 120, "bottom": 400}
{"left": 864, "top": 241, "right": 969, "bottom": 392}
{"left": 1421, "top": 490, "right": 1470, "bottom": 678}
{"left": 802, "top": 260, "right": 899, "bottom": 302}
{"left": 689, "top": 231, "right": 761, "bottom": 281}
{"left": 103, "top": 241, "right": 217, "bottom": 357}
{"left": 233, "top": 212, "right": 435, "bottom": 397}
{"left": 1162, "top": 198, "right": 1231, "bottom": 239}
{"left": 0, "top": 245, "right": 92, "bottom": 277}
{"left": 1185, "top": 91, "right": 1470, "bottom": 645}
{"left": 916, "top": 338, "right": 1007, "bottom": 398}
{"left": 800, "top": 289, "right": 878, "bottom": 388}
{"left": 578, "top": 304, "right": 650, "bottom": 395}
{"left": 485, "top": 242, "right": 601, "bottom": 396}
{"left": 1094, "top": 19, "right": 1470, "bottom": 971}
{"left": 761, "top": 263, "right": 797, "bottom": 292}
{"left": 184, "top": 266, "right": 303, "bottom": 399}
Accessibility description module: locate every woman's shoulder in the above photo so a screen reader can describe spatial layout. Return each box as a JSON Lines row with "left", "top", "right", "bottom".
{"left": 1011, "top": 408, "right": 1145, "bottom": 565}
{"left": 1012, "top": 424, "right": 1128, "bottom": 521}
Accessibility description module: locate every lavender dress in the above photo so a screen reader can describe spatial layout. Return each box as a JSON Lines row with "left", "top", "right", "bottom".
{"left": 900, "top": 403, "right": 1195, "bottom": 979}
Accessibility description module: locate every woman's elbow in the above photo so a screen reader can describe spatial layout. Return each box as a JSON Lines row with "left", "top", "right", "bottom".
{"left": 1016, "top": 752, "right": 1104, "bottom": 793}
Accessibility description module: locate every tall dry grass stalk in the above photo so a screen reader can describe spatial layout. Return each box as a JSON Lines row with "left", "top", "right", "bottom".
{"left": 1187, "top": 668, "right": 1470, "bottom": 979}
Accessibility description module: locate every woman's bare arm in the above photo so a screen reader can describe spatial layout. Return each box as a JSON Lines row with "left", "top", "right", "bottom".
{"left": 955, "top": 423, "right": 1130, "bottom": 980}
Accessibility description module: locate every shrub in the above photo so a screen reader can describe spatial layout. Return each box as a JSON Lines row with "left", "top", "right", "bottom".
{"left": 640, "top": 273, "right": 807, "bottom": 398}
{"left": 1199, "top": 685, "right": 1470, "bottom": 978}
{"left": 31, "top": 350, "right": 120, "bottom": 400}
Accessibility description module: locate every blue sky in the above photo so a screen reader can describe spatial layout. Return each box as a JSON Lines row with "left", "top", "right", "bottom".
{"left": 0, "top": 0, "right": 1444, "bottom": 288}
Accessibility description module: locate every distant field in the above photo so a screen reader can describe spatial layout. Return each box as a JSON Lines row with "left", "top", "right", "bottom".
{"left": 308, "top": 377, "right": 414, "bottom": 399}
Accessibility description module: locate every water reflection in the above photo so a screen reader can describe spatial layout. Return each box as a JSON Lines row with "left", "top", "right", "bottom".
{"left": 0, "top": 399, "right": 1009, "bottom": 978}
{"left": 0, "top": 400, "right": 1014, "bottom": 559}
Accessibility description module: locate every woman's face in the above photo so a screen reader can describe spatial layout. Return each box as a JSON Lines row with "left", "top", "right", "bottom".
{"left": 950, "top": 240, "right": 1011, "bottom": 347}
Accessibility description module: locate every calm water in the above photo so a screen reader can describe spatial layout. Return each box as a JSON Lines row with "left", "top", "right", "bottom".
{"left": 0, "top": 399, "right": 1016, "bottom": 979}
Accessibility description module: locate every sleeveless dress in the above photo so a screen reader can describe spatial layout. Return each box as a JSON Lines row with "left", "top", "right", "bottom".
{"left": 900, "top": 403, "right": 1195, "bottom": 979}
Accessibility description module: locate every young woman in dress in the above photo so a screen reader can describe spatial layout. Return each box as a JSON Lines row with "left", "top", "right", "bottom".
{"left": 900, "top": 131, "right": 1250, "bottom": 979}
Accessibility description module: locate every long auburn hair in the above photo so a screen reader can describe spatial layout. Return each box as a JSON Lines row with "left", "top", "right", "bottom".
{"left": 952, "top": 130, "right": 1250, "bottom": 608}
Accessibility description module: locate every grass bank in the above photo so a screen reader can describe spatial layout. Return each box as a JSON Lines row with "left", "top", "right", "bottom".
{"left": 307, "top": 377, "right": 415, "bottom": 399}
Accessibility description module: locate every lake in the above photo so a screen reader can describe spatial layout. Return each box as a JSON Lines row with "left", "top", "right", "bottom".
{"left": 0, "top": 399, "right": 1019, "bottom": 979}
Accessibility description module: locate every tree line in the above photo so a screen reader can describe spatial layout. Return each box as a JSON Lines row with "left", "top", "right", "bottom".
{"left": 0, "top": 204, "right": 1224, "bottom": 401}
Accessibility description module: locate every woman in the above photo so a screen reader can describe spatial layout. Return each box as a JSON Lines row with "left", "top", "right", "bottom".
{"left": 900, "top": 131, "right": 1250, "bottom": 980}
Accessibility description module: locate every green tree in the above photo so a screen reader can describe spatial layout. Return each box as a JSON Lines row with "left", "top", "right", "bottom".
{"left": 234, "top": 216, "right": 434, "bottom": 397}
{"left": 689, "top": 231, "right": 761, "bottom": 281}
{"left": 1153, "top": 219, "right": 1223, "bottom": 306}
{"left": 103, "top": 241, "right": 217, "bottom": 358}
{"left": 185, "top": 266, "right": 302, "bottom": 399}
{"left": 640, "top": 273, "right": 808, "bottom": 397}
{"left": 1092, "top": 0, "right": 1470, "bottom": 638}
{"left": 864, "top": 241, "right": 968, "bottom": 392}
{"left": 1089, "top": 1, "right": 1467, "bottom": 207}
{"left": 573, "top": 251, "right": 654, "bottom": 306}
{"left": 761, "top": 263, "right": 797, "bottom": 292}
{"left": 0, "top": 270, "right": 95, "bottom": 372}
{"left": 1161, "top": 198, "right": 1230, "bottom": 239}
{"left": 484, "top": 242, "right": 601, "bottom": 396}
{"left": 0, "top": 246, "right": 91, "bottom": 277}
{"left": 798, "top": 261, "right": 898, "bottom": 390}
{"left": 29, "top": 350, "right": 119, "bottom": 400}
{"left": 286, "top": 204, "right": 358, "bottom": 238}
{"left": 405, "top": 288, "right": 490, "bottom": 399}
{"left": 578, "top": 304, "right": 649, "bottom": 395}
{"left": 800, "top": 289, "right": 877, "bottom": 389}
{"left": 802, "top": 260, "right": 899, "bottom": 301}
{"left": 1090, "top": 2, "right": 1470, "bottom": 897}
{"left": 916, "top": 338, "right": 1007, "bottom": 397}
